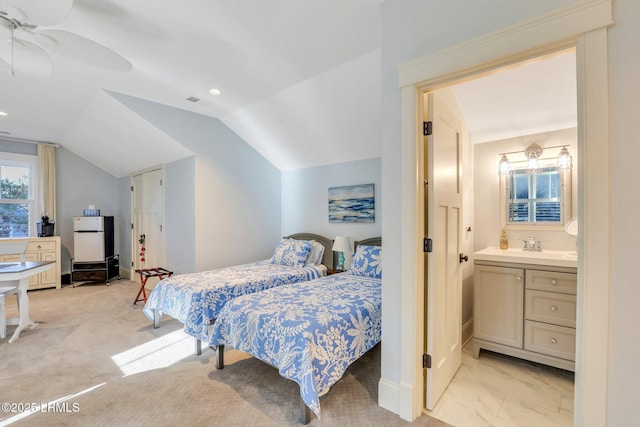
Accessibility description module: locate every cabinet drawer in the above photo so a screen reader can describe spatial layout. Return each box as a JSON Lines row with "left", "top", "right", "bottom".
{"left": 525, "top": 290, "right": 576, "bottom": 328}
{"left": 524, "top": 320, "right": 575, "bottom": 361}
{"left": 27, "top": 240, "right": 57, "bottom": 252}
{"left": 525, "top": 270, "right": 576, "bottom": 295}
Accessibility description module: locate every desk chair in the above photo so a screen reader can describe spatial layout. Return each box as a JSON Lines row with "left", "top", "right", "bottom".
{"left": 0, "top": 241, "right": 28, "bottom": 339}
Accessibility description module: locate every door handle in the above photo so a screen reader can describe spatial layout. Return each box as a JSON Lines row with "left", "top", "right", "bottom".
{"left": 459, "top": 253, "right": 469, "bottom": 263}
{"left": 139, "top": 234, "right": 146, "bottom": 244}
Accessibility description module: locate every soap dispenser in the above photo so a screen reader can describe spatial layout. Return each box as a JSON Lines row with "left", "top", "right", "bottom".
{"left": 500, "top": 229, "right": 509, "bottom": 250}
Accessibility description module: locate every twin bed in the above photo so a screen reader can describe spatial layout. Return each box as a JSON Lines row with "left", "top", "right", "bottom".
{"left": 141, "top": 234, "right": 382, "bottom": 423}
{"left": 209, "top": 237, "right": 382, "bottom": 424}
{"left": 142, "top": 233, "right": 334, "bottom": 353}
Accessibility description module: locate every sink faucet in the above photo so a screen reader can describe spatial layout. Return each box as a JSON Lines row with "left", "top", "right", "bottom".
{"left": 519, "top": 237, "right": 542, "bottom": 251}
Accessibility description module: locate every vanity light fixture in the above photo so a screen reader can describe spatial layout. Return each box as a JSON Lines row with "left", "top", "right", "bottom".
{"left": 557, "top": 146, "right": 572, "bottom": 169}
{"left": 498, "top": 143, "right": 572, "bottom": 175}
{"left": 498, "top": 154, "right": 511, "bottom": 175}
{"left": 525, "top": 143, "right": 543, "bottom": 174}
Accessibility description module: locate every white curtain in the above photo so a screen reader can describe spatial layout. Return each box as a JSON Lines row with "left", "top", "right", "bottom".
{"left": 37, "top": 144, "right": 56, "bottom": 223}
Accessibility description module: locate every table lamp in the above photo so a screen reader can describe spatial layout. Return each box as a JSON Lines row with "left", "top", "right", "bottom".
{"left": 332, "top": 236, "right": 351, "bottom": 271}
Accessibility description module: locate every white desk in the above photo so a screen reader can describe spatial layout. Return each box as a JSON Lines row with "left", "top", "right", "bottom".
{"left": 0, "top": 261, "right": 54, "bottom": 343}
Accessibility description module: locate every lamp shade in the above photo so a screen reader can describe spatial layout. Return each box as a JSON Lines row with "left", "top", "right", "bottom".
{"left": 332, "top": 236, "right": 351, "bottom": 253}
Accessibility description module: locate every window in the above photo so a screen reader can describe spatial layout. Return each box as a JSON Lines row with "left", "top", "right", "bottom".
{"left": 508, "top": 167, "right": 561, "bottom": 223}
{"left": 501, "top": 163, "right": 571, "bottom": 229}
{"left": 0, "top": 153, "right": 38, "bottom": 238}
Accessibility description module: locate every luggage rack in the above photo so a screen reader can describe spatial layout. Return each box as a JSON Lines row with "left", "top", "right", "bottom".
{"left": 70, "top": 254, "right": 120, "bottom": 288}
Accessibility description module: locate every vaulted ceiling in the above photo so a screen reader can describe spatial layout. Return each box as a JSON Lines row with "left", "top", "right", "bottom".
{"left": 0, "top": 1, "right": 575, "bottom": 176}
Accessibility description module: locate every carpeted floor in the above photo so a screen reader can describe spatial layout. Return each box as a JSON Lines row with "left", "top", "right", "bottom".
{"left": 0, "top": 280, "right": 449, "bottom": 427}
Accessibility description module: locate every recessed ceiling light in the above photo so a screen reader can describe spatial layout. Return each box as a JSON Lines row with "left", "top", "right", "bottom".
{"left": 0, "top": 111, "right": 7, "bottom": 116}
{"left": 208, "top": 88, "right": 221, "bottom": 95}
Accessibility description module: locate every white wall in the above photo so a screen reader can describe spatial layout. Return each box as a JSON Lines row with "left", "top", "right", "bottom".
{"left": 281, "top": 157, "right": 381, "bottom": 265}
{"left": 56, "top": 147, "right": 120, "bottom": 274}
{"left": 380, "top": 0, "right": 585, "bottom": 419}
{"left": 111, "top": 92, "right": 281, "bottom": 272}
{"left": 474, "top": 128, "right": 578, "bottom": 252}
{"left": 607, "top": 0, "right": 640, "bottom": 424}
{"left": 117, "top": 175, "right": 131, "bottom": 278}
{"left": 164, "top": 156, "right": 196, "bottom": 275}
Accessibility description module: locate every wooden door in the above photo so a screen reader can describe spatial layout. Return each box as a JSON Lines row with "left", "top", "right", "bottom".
{"left": 131, "top": 168, "right": 165, "bottom": 288}
{"left": 424, "top": 92, "right": 463, "bottom": 410}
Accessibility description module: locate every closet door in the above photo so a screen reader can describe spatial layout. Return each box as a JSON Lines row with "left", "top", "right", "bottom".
{"left": 131, "top": 168, "right": 165, "bottom": 288}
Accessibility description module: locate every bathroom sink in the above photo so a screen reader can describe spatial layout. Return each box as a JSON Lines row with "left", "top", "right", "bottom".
{"left": 474, "top": 247, "right": 577, "bottom": 268}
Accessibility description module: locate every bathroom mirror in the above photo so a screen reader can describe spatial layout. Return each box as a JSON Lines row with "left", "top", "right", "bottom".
{"left": 565, "top": 217, "right": 578, "bottom": 237}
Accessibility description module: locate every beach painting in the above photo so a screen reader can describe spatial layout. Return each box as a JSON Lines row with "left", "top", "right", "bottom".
{"left": 328, "top": 183, "right": 375, "bottom": 223}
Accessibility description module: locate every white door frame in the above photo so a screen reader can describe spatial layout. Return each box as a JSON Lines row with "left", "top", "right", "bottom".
{"left": 394, "top": 1, "right": 612, "bottom": 425}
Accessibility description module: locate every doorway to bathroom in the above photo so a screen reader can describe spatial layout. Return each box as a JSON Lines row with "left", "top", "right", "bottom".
{"left": 421, "top": 48, "right": 579, "bottom": 426}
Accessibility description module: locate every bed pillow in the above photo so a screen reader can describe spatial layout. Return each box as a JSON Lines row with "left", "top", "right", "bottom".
{"left": 271, "top": 238, "right": 313, "bottom": 268}
{"left": 348, "top": 245, "right": 382, "bottom": 278}
{"left": 305, "top": 241, "right": 325, "bottom": 265}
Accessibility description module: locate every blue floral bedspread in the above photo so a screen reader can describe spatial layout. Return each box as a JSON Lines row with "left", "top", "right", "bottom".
{"left": 208, "top": 273, "right": 382, "bottom": 417}
{"left": 142, "top": 260, "right": 326, "bottom": 340}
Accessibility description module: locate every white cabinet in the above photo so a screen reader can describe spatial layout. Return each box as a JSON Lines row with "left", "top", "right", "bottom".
{"left": 473, "top": 259, "right": 577, "bottom": 371}
{"left": 0, "top": 237, "right": 61, "bottom": 290}
{"left": 474, "top": 265, "right": 524, "bottom": 348}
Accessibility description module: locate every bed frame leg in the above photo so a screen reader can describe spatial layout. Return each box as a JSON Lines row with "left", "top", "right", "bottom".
{"left": 194, "top": 338, "right": 202, "bottom": 356}
{"left": 215, "top": 345, "right": 224, "bottom": 369}
{"left": 153, "top": 309, "right": 160, "bottom": 329}
{"left": 300, "top": 399, "right": 311, "bottom": 425}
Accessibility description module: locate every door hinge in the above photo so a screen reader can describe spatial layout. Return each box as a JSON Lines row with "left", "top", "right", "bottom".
{"left": 160, "top": 179, "right": 163, "bottom": 186}
{"left": 131, "top": 185, "right": 134, "bottom": 192}
{"left": 159, "top": 225, "right": 162, "bottom": 232}
{"left": 423, "top": 354, "right": 432, "bottom": 369}
{"left": 423, "top": 237, "right": 433, "bottom": 253}
{"left": 131, "top": 261, "right": 134, "bottom": 267}
{"left": 131, "top": 223, "right": 134, "bottom": 230}
{"left": 423, "top": 121, "right": 433, "bottom": 136}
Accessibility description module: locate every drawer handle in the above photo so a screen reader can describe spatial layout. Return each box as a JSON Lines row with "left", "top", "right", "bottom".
{"left": 551, "top": 279, "right": 558, "bottom": 286}
{"left": 37, "top": 245, "right": 42, "bottom": 249}
{"left": 550, "top": 305, "right": 558, "bottom": 312}
{"left": 550, "top": 337, "right": 558, "bottom": 344}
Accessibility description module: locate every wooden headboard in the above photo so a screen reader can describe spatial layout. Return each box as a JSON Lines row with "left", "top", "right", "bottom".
{"left": 284, "top": 233, "right": 334, "bottom": 269}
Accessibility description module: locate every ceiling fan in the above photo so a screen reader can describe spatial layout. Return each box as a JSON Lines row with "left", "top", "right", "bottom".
{"left": 0, "top": 0, "right": 131, "bottom": 76}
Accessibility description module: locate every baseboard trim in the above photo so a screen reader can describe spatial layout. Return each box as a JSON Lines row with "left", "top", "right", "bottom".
{"left": 378, "top": 378, "right": 415, "bottom": 421}
{"left": 378, "top": 378, "right": 400, "bottom": 415}
{"left": 462, "top": 318, "right": 474, "bottom": 347}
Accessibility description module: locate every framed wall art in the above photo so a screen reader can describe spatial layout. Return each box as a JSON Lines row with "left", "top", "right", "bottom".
{"left": 328, "top": 183, "right": 375, "bottom": 223}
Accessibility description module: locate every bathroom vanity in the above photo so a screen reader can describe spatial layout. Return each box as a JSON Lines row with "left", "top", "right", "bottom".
{"left": 473, "top": 247, "right": 578, "bottom": 371}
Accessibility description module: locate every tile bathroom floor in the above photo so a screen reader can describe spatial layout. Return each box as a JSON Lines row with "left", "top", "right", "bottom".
{"left": 427, "top": 344, "right": 574, "bottom": 427}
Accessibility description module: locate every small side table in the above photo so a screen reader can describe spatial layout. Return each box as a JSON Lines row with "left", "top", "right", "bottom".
{"left": 134, "top": 267, "right": 173, "bottom": 305}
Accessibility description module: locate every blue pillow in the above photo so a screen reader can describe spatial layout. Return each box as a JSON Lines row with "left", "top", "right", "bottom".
{"left": 270, "top": 238, "right": 313, "bottom": 268}
{"left": 348, "top": 245, "right": 382, "bottom": 278}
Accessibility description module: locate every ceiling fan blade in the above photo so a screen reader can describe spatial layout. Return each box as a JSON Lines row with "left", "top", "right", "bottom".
{"left": 0, "top": 0, "right": 73, "bottom": 25}
{"left": 36, "top": 29, "right": 131, "bottom": 72}
{"left": 0, "top": 35, "right": 52, "bottom": 75}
